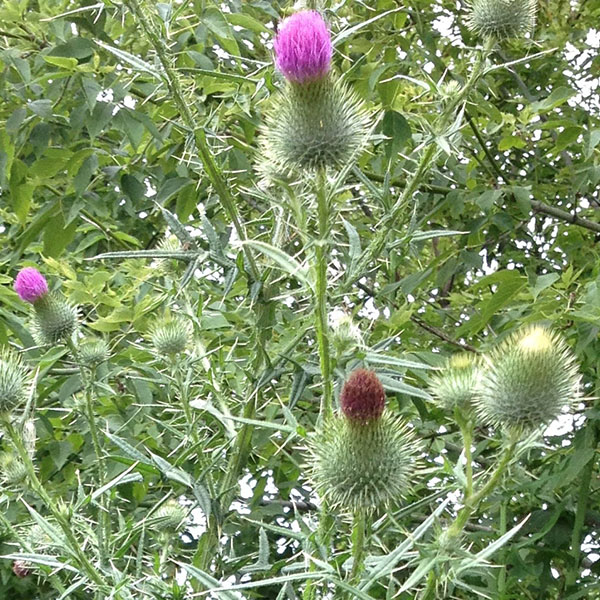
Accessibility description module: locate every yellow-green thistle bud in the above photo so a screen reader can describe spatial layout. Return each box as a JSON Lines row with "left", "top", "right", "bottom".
{"left": 466, "top": 0, "right": 537, "bottom": 40}
{"left": 261, "top": 78, "right": 371, "bottom": 175}
{"left": 0, "top": 349, "right": 28, "bottom": 415}
{"left": 32, "top": 293, "right": 78, "bottom": 345}
{"left": 154, "top": 499, "right": 187, "bottom": 533}
{"left": 149, "top": 317, "right": 191, "bottom": 356}
{"left": 474, "top": 326, "right": 580, "bottom": 432}
{"left": 78, "top": 337, "right": 110, "bottom": 367}
{"left": 429, "top": 353, "right": 480, "bottom": 413}
{"left": 0, "top": 451, "right": 27, "bottom": 485}
{"left": 310, "top": 370, "right": 419, "bottom": 511}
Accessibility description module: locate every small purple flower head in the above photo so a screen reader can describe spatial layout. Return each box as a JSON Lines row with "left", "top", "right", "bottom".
{"left": 273, "top": 11, "right": 332, "bottom": 84}
{"left": 14, "top": 267, "right": 48, "bottom": 304}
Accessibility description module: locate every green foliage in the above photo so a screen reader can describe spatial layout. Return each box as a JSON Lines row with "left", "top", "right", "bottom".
{"left": 0, "top": 0, "right": 598, "bottom": 599}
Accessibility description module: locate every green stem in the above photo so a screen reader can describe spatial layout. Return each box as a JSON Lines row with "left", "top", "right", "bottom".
{"left": 124, "top": 0, "right": 259, "bottom": 283}
{"left": 421, "top": 571, "right": 437, "bottom": 600}
{"left": 2, "top": 418, "right": 107, "bottom": 588}
{"left": 350, "top": 510, "right": 367, "bottom": 583}
{"left": 171, "top": 357, "right": 197, "bottom": 444}
{"left": 346, "top": 36, "right": 495, "bottom": 286}
{"left": 458, "top": 419, "right": 474, "bottom": 499}
{"left": 314, "top": 169, "right": 333, "bottom": 420}
{"left": 67, "top": 339, "right": 110, "bottom": 569}
{"left": 448, "top": 434, "right": 518, "bottom": 540}
{"left": 497, "top": 501, "right": 508, "bottom": 596}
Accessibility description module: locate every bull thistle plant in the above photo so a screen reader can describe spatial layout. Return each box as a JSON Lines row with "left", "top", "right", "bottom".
{"left": 1, "top": 1, "right": 594, "bottom": 599}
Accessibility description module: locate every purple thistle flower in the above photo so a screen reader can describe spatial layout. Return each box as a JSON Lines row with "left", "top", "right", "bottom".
{"left": 274, "top": 11, "right": 332, "bottom": 84}
{"left": 14, "top": 267, "right": 49, "bottom": 304}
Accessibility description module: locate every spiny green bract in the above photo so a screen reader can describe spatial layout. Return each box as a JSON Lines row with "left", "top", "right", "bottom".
{"left": 474, "top": 326, "right": 580, "bottom": 432}
{"left": 0, "top": 349, "right": 28, "bottom": 414}
{"left": 33, "top": 293, "right": 77, "bottom": 345}
{"left": 149, "top": 317, "right": 191, "bottom": 356}
{"left": 310, "top": 413, "right": 418, "bottom": 511}
{"left": 78, "top": 337, "right": 110, "bottom": 367}
{"left": 466, "top": 0, "right": 537, "bottom": 40}
{"left": 0, "top": 451, "right": 27, "bottom": 485}
{"left": 261, "top": 77, "right": 370, "bottom": 175}
{"left": 429, "top": 353, "right": 480, "bottom": 413}
{"left": 154, "top": 499, "right": 188, "bottom": 533}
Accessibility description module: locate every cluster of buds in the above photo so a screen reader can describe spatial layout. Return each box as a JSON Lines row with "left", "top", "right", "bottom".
{"left": 311, "top": 369, "right": 418, "bottom": 511}
{"left": 14, "top": 267, "right": 77, "bottom": 346}
{"left": 261, "top": 10, "right": 370, "bottom": 175}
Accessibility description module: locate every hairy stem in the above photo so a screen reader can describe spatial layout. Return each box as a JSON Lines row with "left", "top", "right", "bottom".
{"left": 350, "top": 510, "right": 367, "bottom": 583}
{"left": 314, "top": 169, "right": 333, "bottom": 420}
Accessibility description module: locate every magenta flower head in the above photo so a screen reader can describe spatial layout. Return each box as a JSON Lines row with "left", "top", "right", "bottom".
{"left": 273, "top": 10, "right": 332, "bottom": 84}
{"left": 341, "top": 369, "right": 386, "bottom": 424}
{"left": 14, "top": 268, "right": 48, "bottom": 304}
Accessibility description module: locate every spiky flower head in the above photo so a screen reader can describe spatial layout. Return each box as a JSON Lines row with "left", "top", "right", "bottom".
{"left": 340, "top": 369, "right": 385, "bottom": 424}
{"left": 149, "top": 317, "right": 191, "bottom": 356}
{"left": 466, "top": 0, "right": 537, "bottom": 40}
{"left": 261, "top": 77, "right": 370, "bottom": 174}
{"left": 14, "top": 267, "right": 48, "bottom": 304}
{"left": 32, "top": 294, "right": 78, "bottom": 345}
{"left": 0, "top": 349, "right": 28, "bottom": 414}
{"left": 474, "top": 326, "right": 580, "bottom": 432}
{"left": 0, "top": 451, "right": 27, "bottom": 486}
{"left": 274, "top": 11, "right": 332, "bottom": 84}
{"left": 78, "top": 337, "right": 110, "bottom": 367}
{"left": 154, "top": 499, "right": 187, "bottom": 533}
{"left": 310, "top": 413, "right": 418, "bottom": 511}
{"left": 429, "top": 353, "right": 480, "bottom": 413}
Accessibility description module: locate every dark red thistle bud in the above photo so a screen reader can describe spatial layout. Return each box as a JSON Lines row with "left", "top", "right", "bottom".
{"left": 340, "top": 369, "right": 385, "bottom": 424}
{"left": 12, "top": 560, "right": 32, "bottom": 578}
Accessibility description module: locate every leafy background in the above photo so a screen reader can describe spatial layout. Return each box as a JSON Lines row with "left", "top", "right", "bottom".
{"left": 0, "top": 0, "right": 599, "bottom": 598}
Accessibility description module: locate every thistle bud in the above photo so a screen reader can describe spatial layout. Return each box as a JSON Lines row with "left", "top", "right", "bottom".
{"left": 149, "top": 317, "right": 191, "bottom": 356}
{"left": 154, "top": 499, "right": 187, "bottom": 533}
{"left": 0, "top": 451, "right": 27, "bottom": 485}
{"left": 12, "top": 560, "right": 32, "bottom": 578}
{"left": 14, "top": 267, "right": 77, "bottom": 345}
{"left": 310, "top": 370, "right": 419, "bottom": 509}
{"left": 0, "top": 349, "right": 28, "bottom": 415}
{"left": 310, "top": 414, "right": 418, "bottom": 511}
{"left": 330, "top": 312, "right": 362, "bottom": 356}
{"left": 261, "top": 11, "right": 370, "bottom": 174}
{"left": 429, "top": 354, "right": 479, "bottom": 413}
{"left": 32, "top": 294, "right": 78, "bottom": 345}
{"left": 78, "top": 337, "right": 110, "bottom": 367}
{"left": 340, "top": 369, "right": 385, "bottom": 424}
{"left": 475, "top": 326, "right": 580, "bottom": 432}
{"left": 466, "top": 0, "right": 537, "bottom": 40}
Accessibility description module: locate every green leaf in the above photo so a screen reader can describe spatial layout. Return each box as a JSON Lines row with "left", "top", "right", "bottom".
{"left": 243, "top": 240, "right": 312, "bottom": 289}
